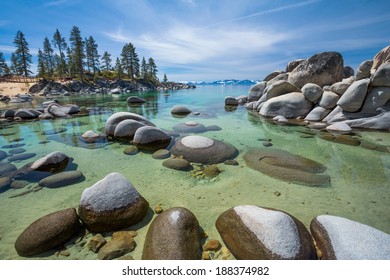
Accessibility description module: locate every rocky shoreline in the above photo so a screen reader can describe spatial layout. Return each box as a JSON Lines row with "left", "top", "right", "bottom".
{"left": 226, "top": 45, "right": 390, "bottom": 132}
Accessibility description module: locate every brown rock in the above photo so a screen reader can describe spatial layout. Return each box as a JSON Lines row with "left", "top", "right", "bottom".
{"left": 98, "top": 231, "right": 136, "bottom": 260}
{"left": 88, "top": 234, "right": 107, "bottom": 253}
{"left": 142, "top": 207, "right": 202, "bottom": 260}
{"left": 15, "top": 208, "right": 82, "bottom": 257}
{"left": 203, "top": 239, "right": 221, "bottom": 251}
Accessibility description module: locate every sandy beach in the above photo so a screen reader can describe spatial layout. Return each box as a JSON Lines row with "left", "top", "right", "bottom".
{"left": 0, "top": 82, "right": 35, "bottom": 97}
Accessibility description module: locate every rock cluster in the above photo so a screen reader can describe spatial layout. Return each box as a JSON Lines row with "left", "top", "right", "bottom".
{"left": 240, "top": 45, "right": 390, "bottom": 131}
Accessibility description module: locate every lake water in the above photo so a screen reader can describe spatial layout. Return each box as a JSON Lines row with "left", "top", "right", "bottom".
{"left": 0, "top": 85, "right": 389, "bottom": 259}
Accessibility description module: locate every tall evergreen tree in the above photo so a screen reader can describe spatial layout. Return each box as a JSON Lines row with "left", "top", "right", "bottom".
{"left": 101, "top": 51, "right": 112, "bottom": 71}
{"left": 0, "top": 52, "right": 10, "bottom": 75}
{"left": 13, "top": 30, "right": 32, "bottom": 76}
{"left": 147, "top": 57, "right": 158, "bottom": 82}
{"left": 163, "top": 73, "right": 168, "bottom": 83}
{"left": 120, "top": 43, "right": 139, "bottom": 80}
{"left": 85, "top": 36, "right": 100, "bottom": 76}
{"left": 42, "top": 37, "right": 55, "bottom": 79}
{"left": 69, "top": 26, "right": 85, "bottom": 81}
{"left": 115, "top": 57, "right": 123, "bottom": 80}
{"left": 52, "top": 29, "right": 68, "bottom": 79}
{"left": 10, "top": 53, "right": 21, "bottom": 75}
{"left": 37, "top": 49, "right": 47, "bottom": 79}
{"left": 140, "top": 56, "right": 147, "bottom": 79}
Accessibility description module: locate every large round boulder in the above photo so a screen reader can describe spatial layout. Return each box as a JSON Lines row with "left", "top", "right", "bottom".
{"left": 171, "top": 106, "right": 191, "bottom": 116}
{"left": 113, "top": 119, "right": 146, "bottom": 141}
{"left": 372, "top": 45, "right": 390, "bottom": 71}
{"left": 337, "top": 78, "right": 370, "bottom": 112}
{"left": 356, "top": 60, "right": 373, "bottom": 80}
{"left": 304, "top": 106, "right": 331, "bottom": 122}
{"left": 301, "top": 83, "right": 324, "bottom": 103}
{"left": 371, "top": 62, "right": 390, "bottom": 87}
{"left": 318, "top": 91, "right": 339, "bottom": 109}
{"left": 132, "top": 126, "right": 171, "bottom": 151}
{"left": 248, "top": 82, "right": 267, "bottom": 101}
{"left": 286, "top": 59, "right": 304, "bottom": 72}
{"left": 14, "top": 208, "right": 81, "bottom": 257}
{"left": 216, "top": 205, "right": 317, "bottom": 260}
{"left": 127, "top": 96, "right": 146, "bottom": 104}
{"left": 361, "top": 87, "right": 390, "bottom": 114}
{"left": 244, "top": 148, "right": 330, "bottom": 187}
{"left": 142, "top": 207, "right": 202, "bottom": 260}
{"left": 30, "top": 151, "right": 69, "bottom": 173}
{"left": 310, "top": 215, "right": 390, "bottom": 260}
{"left": 259, "top": 92, "right": 313, "bottom": 118}
{"left": 264, "top": 80, "right": 301, "bottom": 100}
{"left": 288, "top": 52, "right": 344, "bottom": 88}
{"left": 105, "top": 112, "right": 155, "bottom": 137}
{"left": 171, "top": 135, "right": 238, "bottom": 164}
{"left": 78, "top": 172, "right": 149, "bottom": 232}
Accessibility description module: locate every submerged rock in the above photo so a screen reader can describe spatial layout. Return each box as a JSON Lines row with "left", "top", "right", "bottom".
{"left": 38, "top": 170, "right": 85, "bottom": 188}
{"left": 114, "top": 119, "right": 146, "bottom": 141}
{"left": 14, "top": 208, "right": 81, "bottom": 257}
{"left": 105, "top": 112, "right": 155, "bottom": 137}
{"left": 127, "top": 96, "right": 146, "bottom": 104}
{"left": 244, "top": 148, "right": 330, "bottom": 187}
{"left": 216, "top": 205, "right": 317, "bottom": 260}
{"left": 310, "top": 215, "right": 390, "bottom": 260}
{"left": 78, "top": 172, "right": 149, "bottom": 232}
{"left": 30, "top": 151, "right": 69, "bottom": 173}
{"left": 132, "top": 126, "right": 171, "bottom": 151}
{"left": 171, "top": 106, "right": 191, "bottom": 116}
{"left": 172, "top": 122, "right": 207, "bottom": 133}
{"left": 142, "top": 207, "right": 202, "bottom": 260}
{"left": 98, "top": 231, "right": 136, "bottom": 260}
{"left": 171, "top": 135, "right": 238, "bottom": 164}
{"left": 162, "top": 158, "right": 192, "bottom": 171}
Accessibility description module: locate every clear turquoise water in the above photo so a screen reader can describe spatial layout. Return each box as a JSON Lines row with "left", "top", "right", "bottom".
{"left": 0, "top": 85, "right": 389, "bottom": 259}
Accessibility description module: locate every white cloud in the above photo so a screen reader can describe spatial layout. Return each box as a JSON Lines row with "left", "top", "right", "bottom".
{"left": 43, "top": 0, "right": 68, "bottom": 7}
{"left": 0, "top": 45, "right": 39, "bottom": 55}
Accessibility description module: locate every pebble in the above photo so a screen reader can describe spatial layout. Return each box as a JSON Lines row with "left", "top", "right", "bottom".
{"left": 203, "top": 240, "right": 221, "bottom": 251}
{"left": 263, "top": 141, "right": 273, "bottom": 147}
{"left": 123, "top": 146, "right": 139, "bottom": 155}
{"left": 202, "top": 251, "right": 212, "bottom": 260}
{"left": 274, "top": 191, "right": 281, "bottom": 196}
{"left": 154, "top": 206, "right": 163, "bottom": 214}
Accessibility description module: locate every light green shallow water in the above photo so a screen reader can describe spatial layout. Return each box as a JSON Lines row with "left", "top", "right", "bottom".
{"left": 0, "top": 85, "right": 389, "bottom": 259}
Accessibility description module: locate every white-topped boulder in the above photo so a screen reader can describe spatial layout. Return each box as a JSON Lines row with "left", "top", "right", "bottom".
{"left": 326, "top": 122, "right": 352, "bottom": 133}
{"left": 171, "top": 136, "right": 238, "bottom": 164}
{"left": 216, "top": 205, "right": 317, "bottom": 259}
{"left": 30, "top": 151, "right": 69, "bottom": 173}
{"left": 310, "top": 215, "right": 390, "bottom": 260}
{"left": 78, "top": 172, "right": 149, "bottom": 232}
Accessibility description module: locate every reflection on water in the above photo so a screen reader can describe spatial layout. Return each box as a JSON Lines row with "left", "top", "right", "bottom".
{"left": 0, "top": 85, "right": 389, "bottom": 259}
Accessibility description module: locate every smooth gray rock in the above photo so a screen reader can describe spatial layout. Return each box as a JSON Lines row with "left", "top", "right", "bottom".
{"left": 263, "top": 70, "right": 284, "bottom": 82}
{"left": 319, "top": 91, "right": 339, "bottom": 109}
{"left": 172, "top": 122, "right": 207, "bottom": 133}
{"left": 372, "top": 45, "right": 390, "bottom": 71}
{"left": 288, "top": 52, "right": 344, "bottom": 88}
{"left": 127, "top": 96, "right": 146, "bottom": 104}
{"left": 30, "top": 151, "right": 69, "bottom": 173}
{"left": 264, "top": 80, "right": 301, "bottom": 100}
{"left": 304, "top": 106, "right": 331, "bottom": 122}
{"left": 371, "top": 62, "right": 390, "bottom": 87}
{"left": 248, "top": 82, "right": 267, "bottom": 101}
{"left": 301, "top": 83, "right": 324, "bottom": 103}
{"left": 326, "top": 122, "right": 352, "bottom": 133}
{"left": 343, "top": 66, "right": 354, "bottom": 78}
{"left": 310, "top": 215, "right": 390, "bottom": 260}
{"left": 1, "top": 109, "right": 15, "bottom": 118}
{"left": 330, "top": 80, "right": 352, "bottom": 95}
{"left": 162, "top": 158, "right": 192, "bottom": 171}
{"left": 38, "top": 170, "right": 85, "bottom": 188}
{"left": 132, "top": 126, "right": 171, "bottom": 151}
{"left": 337, "top": 78, "right": 370, "bottom": 112}
{"left": 105, "top": 112, "right": 155, "bottom": 137}
{"left": 114, "top": 119, "right": 146, "bottom": 141}
{"left": 14, "top": 109, "right": 38, "bottom": 119}
{"left": 356, "top": 60, "right": 373, "bottom": 80}
{"left": 171, "top": 135, "right": 238, "bottom": 165}
{"left": 225, "top": 96, "right": 238, "bottom": 106}
{"left": 343, "top": 112, "right": 390, "bottom": 130}
{"left": 266, "top": 73, "right": 289, "bottom": 87}
{"left": 259, "top": 92, "right": 313, "bottom": 118}
{"left": 361, "top": 87, "right": 390, "bottom": 114}
{"left": 171, "top": 106, "right": 191, "bottom": 115}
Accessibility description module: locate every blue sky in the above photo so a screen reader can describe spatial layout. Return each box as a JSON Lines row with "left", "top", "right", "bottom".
{"left": 0, "top": 0, "right": 389, "bottom": 81}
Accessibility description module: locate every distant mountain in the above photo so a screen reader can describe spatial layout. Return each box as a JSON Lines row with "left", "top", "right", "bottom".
{"left": 184, "top": 79, "right": 259, "bottom": 85}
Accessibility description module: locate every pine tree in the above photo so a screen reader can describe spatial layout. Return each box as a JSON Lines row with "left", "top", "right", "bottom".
{"left": 52, "top": 29, "right": 68, "bottom": 79}
{"left": 66, "top": 47, "right": 76, "bottom": 78}
{"left": 101, "top": 51, "right": 112, "bottom": 71}
{"left": 69, "top": 26, "right": 85, "bottom": 81}
{"left": 37, "top": 49, "right": 47, "bottom": 79}
{"left": 10, "top": 53, "right": 21, "bottom": 75}
{"left": 13, "top": 30, "right": 32, "bottom": 76}
{"left": 85, "top": 36, "right": 100, "bottom": 76}
{"left": 115, "top": 57, "right": 123, "bottom": 80}
{"left": 147, "top": 57, "right": 158, "bottom": 82}
{"left": 43, "top": 37, "right": 55, "bottom": 79}
{"left": 140, "top": 56, "right": 147, "bottom": 79}
{"left": 163, "top": 73, "right": 168, "bottom": 83}
{"left": 0, "top": 52, "right": 10, "bottom": 75}
{"left": 120, "top": 43, "right": 139, "bottom": 80}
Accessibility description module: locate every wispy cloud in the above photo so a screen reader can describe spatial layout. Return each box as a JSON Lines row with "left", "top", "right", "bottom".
{"left": 204, "top": 0, "right": 321, "bottom": 28}
{"left": 43, "top": 0, "right": 68, "bottom": 7}
{"left": 0, "top": 20, "right": 10, "bottom": 27}
{"left": 0, "top": 45, "right": 39, "bottom": 55}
